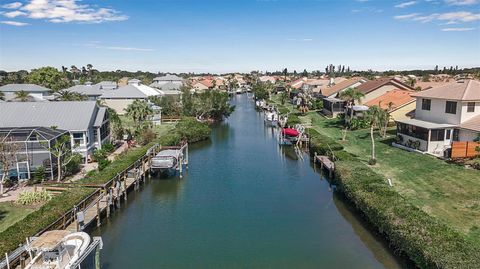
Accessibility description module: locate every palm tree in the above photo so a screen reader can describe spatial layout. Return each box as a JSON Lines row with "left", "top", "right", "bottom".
{"left": 338, "top": 88, "right": 365, "bottom": 140}
{"left": 56, "top": 90, "right": 87, "bottom": 101}
{"left": 86, "top": 64, "right": 93, "bottom": 78}
{"left": 15, "top": 90, "right": 30, "bottom": 102}
{"left": 125, "top": 100, "right": 153, "bottom": 136}
{"left": 70, "top": 65, "right": 79, "bottom": 80}
{"left": 364, "top": 105, "right": 384, "bottom": 164}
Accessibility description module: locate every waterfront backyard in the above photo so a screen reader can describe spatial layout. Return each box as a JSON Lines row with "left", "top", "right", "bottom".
{"left": 272, "top": 95, "right": 480, "bottom": 245}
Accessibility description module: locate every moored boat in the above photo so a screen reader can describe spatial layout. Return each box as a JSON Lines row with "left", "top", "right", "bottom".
{"left": 25, "top": 230, "right": 91, "bottom": 269}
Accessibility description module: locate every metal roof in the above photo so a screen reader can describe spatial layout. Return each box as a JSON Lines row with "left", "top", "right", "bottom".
{"left": 153, "top": 74, "right": 184, "bottom": 82}
{"left": 0, "top": 84, "right": 52, "bottom": 93}
{"left": 100, "top": 85, "right": 148, "bottom": 99}
{"left": 94, "top": 107, "right": 107, "bottom": 127}
{"left": 396, "top": 118, "right": 457, "bottom": 129}
{"left": 64, "top": 84, "right": 103, "bottom": 96}
{"left": 0, "top": 101, "right": 99, "bottom": 131}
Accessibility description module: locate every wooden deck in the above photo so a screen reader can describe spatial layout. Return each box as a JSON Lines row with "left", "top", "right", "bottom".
{"left": 1, "top": 143, "right": 190, "bottom": 269}
{"left": 314, "top": 154, "right": 335, "bottom": 178}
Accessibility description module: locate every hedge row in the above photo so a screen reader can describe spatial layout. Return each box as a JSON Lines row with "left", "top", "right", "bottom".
{"left": 0, "top": 188, "right": 93, "bottom": 255}
{"left": 307, "top": 128, "right": 345, "bottom": 156}
{"left": 334, "top": 160, "right": 480, "bottom": 268}
{"left": 0, "top": 118, "right": 212, "bottom": 255}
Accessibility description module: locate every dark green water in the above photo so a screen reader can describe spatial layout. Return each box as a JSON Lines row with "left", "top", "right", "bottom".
{"left": 90, "top": 94, "right": 408, "bottom": 269}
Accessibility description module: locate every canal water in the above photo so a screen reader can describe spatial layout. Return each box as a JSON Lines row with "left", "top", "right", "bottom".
{"left": 89, "top": 94, "right": 408, "bottom": 269}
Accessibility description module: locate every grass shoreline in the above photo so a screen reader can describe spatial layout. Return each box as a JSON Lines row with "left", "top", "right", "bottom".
{"left": 271, "top": 95, "right": 480, "bottom": 268}
{"left": 0, "top": 118, "right": 212, "bottom": 255}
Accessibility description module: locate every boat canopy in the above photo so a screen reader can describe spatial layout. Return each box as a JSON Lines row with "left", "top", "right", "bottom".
{"left": 282, "top": 128, "right": 299, "bottom": 137}
{"left": 28, "top": 230, "right": 71, "bottom": 251}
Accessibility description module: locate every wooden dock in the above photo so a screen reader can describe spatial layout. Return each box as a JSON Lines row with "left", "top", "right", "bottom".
{"left": 314, "top": 153, "right": 335, "bottom": 178}
{"left": 1, "top": 143, "right": 189, "bottom": 269}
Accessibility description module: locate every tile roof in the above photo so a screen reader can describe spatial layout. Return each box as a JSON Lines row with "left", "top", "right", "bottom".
{"left": 412, "top": 79, "right": 480, "bottom": 101}
{"left": 0, "top": 84, "right": 52, "bottom": 93}
{"left": 355, "top": 77, "right": 413, "bottom": 94}
{"left": 0, "top": 101, "right": 99, "bottom": 131}
{"left": 320, "top": 77, "right": 366, "bottom": 97}
{"left": 364, "top": 90, "right": 415, "bottom": 111}
{"left": 459, "top": 114, "right": 480, "bottom": 132}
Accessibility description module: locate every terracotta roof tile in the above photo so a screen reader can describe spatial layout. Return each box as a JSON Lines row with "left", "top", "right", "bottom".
{"left": 320, "top": 77, "right": 367, "bottom": 97}
{"left": 365, "top": 90, "right": 415, "bottom": 111}
{"left": 355, "top": 77, "right": 414, "bottom": 94}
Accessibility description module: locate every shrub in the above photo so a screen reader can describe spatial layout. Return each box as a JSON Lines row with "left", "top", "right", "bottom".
{"left": 17, "top": 190, "right": 52, "bottom": 205}
{"left": 335, "top": 160, "right": 480, "bottom": 269}
{"left": 29, "top": 166, "right": 45, "bottom": 185}
{"left": 140, "top": 128, "right": 156, "bottom": 145}
{"left": 65, "top": 153, "right": 82, "bottom": 176}
{"left": 92, "top": 148, "right": 108, "bottom": 162}
{"left": 98, "top": 159, "right": 111, "bottom": 171}
{"left": 102, "top": 142, "right": 115, "bottom": 153}
{"left": 175, "top": 117, "right": 211, "bottom": 143}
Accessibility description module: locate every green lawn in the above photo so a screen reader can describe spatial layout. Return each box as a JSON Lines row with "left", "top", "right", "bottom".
{"left": 0, "top": 202, "right": 35, "bottom": 233}
{"left": 271, "top": 95, "right": 480, "bottom": 244}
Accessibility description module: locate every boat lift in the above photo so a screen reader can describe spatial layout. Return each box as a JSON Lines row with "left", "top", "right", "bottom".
{"left": 150, "top": 143, "right": 189, "bottom": 178}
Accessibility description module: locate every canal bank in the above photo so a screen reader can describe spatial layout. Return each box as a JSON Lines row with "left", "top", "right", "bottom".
{"left": 89, "top": 94, "right": 409, "bottom": 269}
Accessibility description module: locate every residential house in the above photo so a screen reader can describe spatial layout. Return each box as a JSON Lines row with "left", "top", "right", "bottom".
{"left": 320, "top": 77, "right": 368, "bottom": 117}
{"left": 150, "top": 74, "right": 184, "bottom": 94}
{"left": 192, "top": 79, "right": 213, "bottom": 93}
{"left": 355, "top": 77, "right": 414, "bottom": 104}
{"left": 0, "top": 84, "right": 52, "bottom": 101}
{"left": 100, "top": 79, "right": 163, "bottom": 114}
{"left": 364, "top": 89, "right": 416, "bottom": 121}
{"left": 395, "top": 79, "right": 480, "bottom": 157}
{"left": 0, "top": 101, "right": 110, "bottom": 163}
{"left": 0, "top": 127, "right": 69, "bottom": 180}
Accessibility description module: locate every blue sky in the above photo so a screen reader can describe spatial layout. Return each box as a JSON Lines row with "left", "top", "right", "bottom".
{"left": 0, "top": 0, "right": 479, "bottom": 73}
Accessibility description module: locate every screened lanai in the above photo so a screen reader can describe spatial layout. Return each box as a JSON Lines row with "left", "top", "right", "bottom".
{"left": 0, "top": 127, "right": 69, "bottom": 181}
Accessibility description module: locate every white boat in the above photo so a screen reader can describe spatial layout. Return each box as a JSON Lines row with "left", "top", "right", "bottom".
{"left": 265, "top": 111, "right": 279, "bottom": 126}
{"left": 25, "top": 230, "right": 91, "bottom": 269}
{"left": 150, "top": 149, "right": 182, "bottom": 177}
{"left": 236, "top": 88, "right": 243, "bottom": 94}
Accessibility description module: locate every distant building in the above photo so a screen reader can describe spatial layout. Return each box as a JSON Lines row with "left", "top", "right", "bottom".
{"left": 0, "top": 84, "right": 52, "bottom": 101}
{"left": 364, "top": 89, "right": 416, "bottom": 121}
{"left": 100, "top": 79, "right": 163, "bottom": 114}
{"left": 355, "top": 78, "right": 414, "bottom": 104}
{"left": 0, "top": 101, "right": 110, "bottom": 163}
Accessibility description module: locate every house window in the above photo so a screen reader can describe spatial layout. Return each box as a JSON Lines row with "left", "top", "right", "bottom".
{"left": 421, "top": 99, "right": 431, "bottom": 110}
{"left": 445, "top": 101, "right": 457, "bottom": 114}
{"left": 446, "top": 129, "right": 451, "bottom": 140}
{"left": 467, "top": 102, "right": 475, "bottom": 112}
{"left": 453, "top": 129, "right": 459, "bottom": 141}
{"left": 430, "top": 129, "right": 445, "bottom": 141}
{"left": 72, "top": 133, "right": 84, "bottom": 147}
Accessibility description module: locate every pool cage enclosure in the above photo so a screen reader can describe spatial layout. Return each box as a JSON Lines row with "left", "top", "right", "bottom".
{"left": 0, "top": 127, "right": 69, "bottom": 181}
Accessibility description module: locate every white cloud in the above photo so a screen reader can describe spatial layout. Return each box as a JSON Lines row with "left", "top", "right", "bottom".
{"left": 0, "top": 20, "right": 28, "bottom": 26}
{"left": 444, "top": 0, "right": 479, "bottom": 5}
{"left": 441, "top": 27, "right": 476, "bottom": 31}
{"left": 3, "top": 10, "right": 28, "bottom": 18}
{"left": 394, "top": 13, "right": 421, "bottom": 19}
{"left": 395, "top": 1, "right": 418, "bottom": 8}
{"left": 1, "top": 0, "right": 128, "bottom": 24}
{"left": 394, "top": 11, "right": 480, "bottom": 23}
{"left": 1, "top": 2, "right": 23, "bottom": 9}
